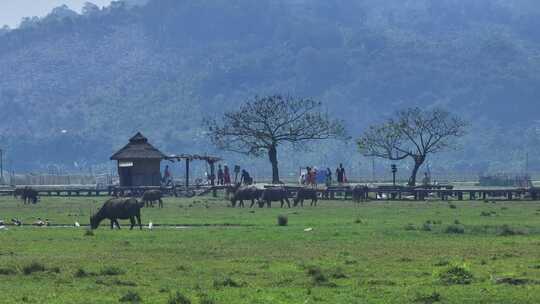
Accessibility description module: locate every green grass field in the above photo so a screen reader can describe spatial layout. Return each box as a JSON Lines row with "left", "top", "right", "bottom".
{"left": 1, "top": 195, "right": 540, "bottom": 304}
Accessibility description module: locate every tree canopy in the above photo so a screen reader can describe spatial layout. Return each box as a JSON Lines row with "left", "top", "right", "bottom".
{"left": 206, "top": 95, "right": 346, "bottom": 183}
{"left": 358, "top": 108, "right": 468, "bottom": 185}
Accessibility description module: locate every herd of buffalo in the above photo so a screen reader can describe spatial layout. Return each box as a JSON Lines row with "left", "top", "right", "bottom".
{"left": 12, "top": 185, "right": 369, "bottom": 230}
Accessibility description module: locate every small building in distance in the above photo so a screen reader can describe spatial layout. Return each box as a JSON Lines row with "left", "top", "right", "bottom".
{"left": 110, "top": 132, "right": 166, "bottom": 187}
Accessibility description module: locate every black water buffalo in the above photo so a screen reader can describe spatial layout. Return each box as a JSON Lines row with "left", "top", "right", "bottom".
{"left": 231, "top": 186, "right": 261, "bottom": 208}
{"left": 14, "top": 187, "right": 38, "bottom": 204}
{"left": 259, "top": 188, "right": 291, "bottom": 208}
{"left": 352, "top": 185, "right": 369, "bottom": 202}
{"left": 293, "top": 188, "right": 318, "bottom": 207}
{"left": 90, "top": 198, "right": 143, "bottom": 230}
{"left": 142, "top": 190, "right": 163, "bottom": 208}
{"left": 225, "top": 183, "right": 241, "bottom": 199}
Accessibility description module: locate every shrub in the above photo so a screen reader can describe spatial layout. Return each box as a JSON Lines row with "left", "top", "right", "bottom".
{"left": 444, "top": 225, "right": 465, "bottom": 234}
{"left": 213, "top": 276, "right": 243, "bottom": 288}
{"left": 449, "top": 203, "right": 457, "bottom": 209}
{"left": 277, "top": 215, "right": 288, "bottom": 226}
{"left": 200, "top": 296, "right": 216, "bottom": 304}
{"left": 433, "top": 259, "right": 449, "bottom": 267}
{"left": 437, "top": 263, "right": 474, "bottom": 285}
{"left": 330, "top": 267, "right": 348, "bottom": 279}
{"left": 113, "top": 279, "right": 137, "bottom": 286}
{"left": 168, "top": 292, "right": 191, "bottom": 304}
{"left": 100, "top": 266, "right": 125, "bottom": 276}
{"left": 366, "top": 279, "right": 396, "bottom": 286}
{"left": 497, "top": 225, "right": 526, "bottom": 236}
{"left": 306, "top": 266, "right": 328, "bottom": 285}
{"left": 84, "top": 229, "right": 94, "bottom": 236}
{"left": 22, "top": 262, "right": 46, "bottom": 275}
{"left": 404, "top": 223, "right": 417, "bottom": 231}
{"left": 493, "top": 276, "right": 532, "bottom": 285}
{"left": 453, "top": 219, "right": 461, "bottom": 225}
{"left": 74, "top": 268, "right": 89, "bottom": 278}
{"left": 421, "top": 222, "right": 432, "bottom": 231}
{"left": 119, "top": 291, "right": 141, "bottom": 303}
{"left": 0, "top": 267, "right": 17, "bottom": 275}
{"left": 414, "top": 291, "right": 441, "bottom": 304}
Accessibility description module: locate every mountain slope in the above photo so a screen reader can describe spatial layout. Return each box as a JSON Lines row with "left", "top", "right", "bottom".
{"left": 1, "top": 0, "right": 540, "bottom": 175}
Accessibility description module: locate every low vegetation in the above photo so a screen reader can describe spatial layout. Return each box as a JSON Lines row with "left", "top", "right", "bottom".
{"left": 437, "top": 263, "right": 474, "bottom": 285}
{"left": 277, "top": 214, "right": 288, "bottom": 226}
{"left": 0, "top": 197, "right": 539, "bottom": 303}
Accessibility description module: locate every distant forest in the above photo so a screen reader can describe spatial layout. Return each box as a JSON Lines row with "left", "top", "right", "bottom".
{"left": 1, "top": 0, "right": 540, "bottom": 180}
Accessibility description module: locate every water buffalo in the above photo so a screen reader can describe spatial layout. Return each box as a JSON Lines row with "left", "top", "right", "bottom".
{"left": 14, "top": 187, "right": 38, "bottom": 204}
{"left": 90, "top": 198, "right": 143, "bottom": 230}
{"left": 259, "top": 188, "right": 291, "bottom": 208}
{"left": 352, "top": 185, "right": 369, "bottom": 202}
{"left": 142, "top": 190, "right": 163, "bottom": 208}
{"left": 230, "top": 186, "right": 261, "bottom": 208}
{"left": 293, "top": 188, "right": 318, "bottom": 207}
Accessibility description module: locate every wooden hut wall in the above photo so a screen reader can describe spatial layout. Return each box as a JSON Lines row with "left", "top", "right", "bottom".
{"left": 119, "top": 159, "right": 161, "bottom": 187}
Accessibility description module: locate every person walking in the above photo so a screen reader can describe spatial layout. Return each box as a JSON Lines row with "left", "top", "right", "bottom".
{"left": 223, "top": 165, "right": 231, "bottom": 185}
{"left": 240, "top": 169, "right": 253, "bottom": 185}
{"left": 217, "top": 164, "right": 224, "bottom": 185}
{"left": 162, "top": 165, "right": 172, "bottom": 186}
{"left": 336, "top": 163, "right": 346, "bottom": 184}
{"left": 325, "top": 168, "right": 332, "bottom": 187}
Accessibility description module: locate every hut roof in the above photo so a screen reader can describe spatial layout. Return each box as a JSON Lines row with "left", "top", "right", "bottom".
{"left": 110, "top": 132, "right": 167, "bottom": 160}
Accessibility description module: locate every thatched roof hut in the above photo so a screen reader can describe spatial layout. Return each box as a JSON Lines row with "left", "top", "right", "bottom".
{"left": 111, "top": 132, "right": 166, "bottom": 187}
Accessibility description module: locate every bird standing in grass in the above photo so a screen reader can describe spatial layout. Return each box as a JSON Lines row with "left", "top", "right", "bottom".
{"left": 75, "top": 221, "right": 80, "bottom": 227}
{"left": 148, "top": 221, "right": 153, "bottom": 230}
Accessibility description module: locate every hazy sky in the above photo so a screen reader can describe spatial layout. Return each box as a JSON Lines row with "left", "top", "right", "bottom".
{"left": 0, "top": 0, "right": 112, "bottom": 28}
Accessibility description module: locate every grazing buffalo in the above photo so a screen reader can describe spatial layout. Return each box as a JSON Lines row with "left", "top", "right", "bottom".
{"left": 352, "top": 185, "right": 369, "bottom": 202}
{"left": 90, "top": 198, "right": 143, "bottom": 230}
{"left": 230, "top": 186, "right": 261, "bottom": 208}
{"left": 14, "top": 187, "right": 38, "bottom": 204}
{"left": 259, "top": 188, "right": 291, "bottom": 208}
{"left": 294, "top": 188, "right": 318, "bottom": 207}
{"left": 142, "top": 190, "right": 163, "bottom": 208}
{"left": 225, "top": 183, "right": 241, "bottom": 200}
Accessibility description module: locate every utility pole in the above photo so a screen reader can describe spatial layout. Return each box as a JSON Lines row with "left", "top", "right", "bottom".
{"left": 0, "top": 148, "right": 4, "bottom": 185}
{"left": 371, "top": 157, "right": 375, "bottom": 182}
{"left": 391, "top": 164, "right": 397, "bottom": 186}
{"left": 525, "top": 152, "right": 529, "bottom": 175}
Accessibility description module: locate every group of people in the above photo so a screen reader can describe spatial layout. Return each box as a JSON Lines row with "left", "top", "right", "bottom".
{"left": 218, "top": 165, "right": 253, "bottom": 185}
{"left": 216, "top": 165, "right": 232, "bottom": 185}
{"left": 163, "top": 164, "right": 253, "bottom": 186}
{"left": 301, "top": 163, "right": 347, "bottom": 187}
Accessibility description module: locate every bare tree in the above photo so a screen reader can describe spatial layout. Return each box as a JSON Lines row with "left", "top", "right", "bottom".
{"left": 205, "top": 95, "right": 346, "bottom": 183}
{"left": 357, "top": 107, "right": 468, "bottom": 186}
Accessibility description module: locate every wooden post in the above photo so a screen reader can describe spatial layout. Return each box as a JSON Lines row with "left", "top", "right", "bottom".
{"left": 210, "top": 161, "right": 216, "bottom": 197}
{"left": 185, "top": 158, "right": 190, "bottom": 188}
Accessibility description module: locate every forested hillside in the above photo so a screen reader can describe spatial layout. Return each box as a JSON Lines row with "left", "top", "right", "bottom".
{"left": 1, "top": 0, "right": 540, "bottom": 178}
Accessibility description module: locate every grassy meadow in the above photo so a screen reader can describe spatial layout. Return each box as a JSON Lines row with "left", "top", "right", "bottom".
{"left": 1, "top": 195, "right": 540, "bottom": 303}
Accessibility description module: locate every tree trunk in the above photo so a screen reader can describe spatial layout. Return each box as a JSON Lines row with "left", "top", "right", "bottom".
{"left": 268, "top": 145, "right": 280, "bottom": 184}
{"left": 408, "top": 155, "right": 425, "bottom": 186}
